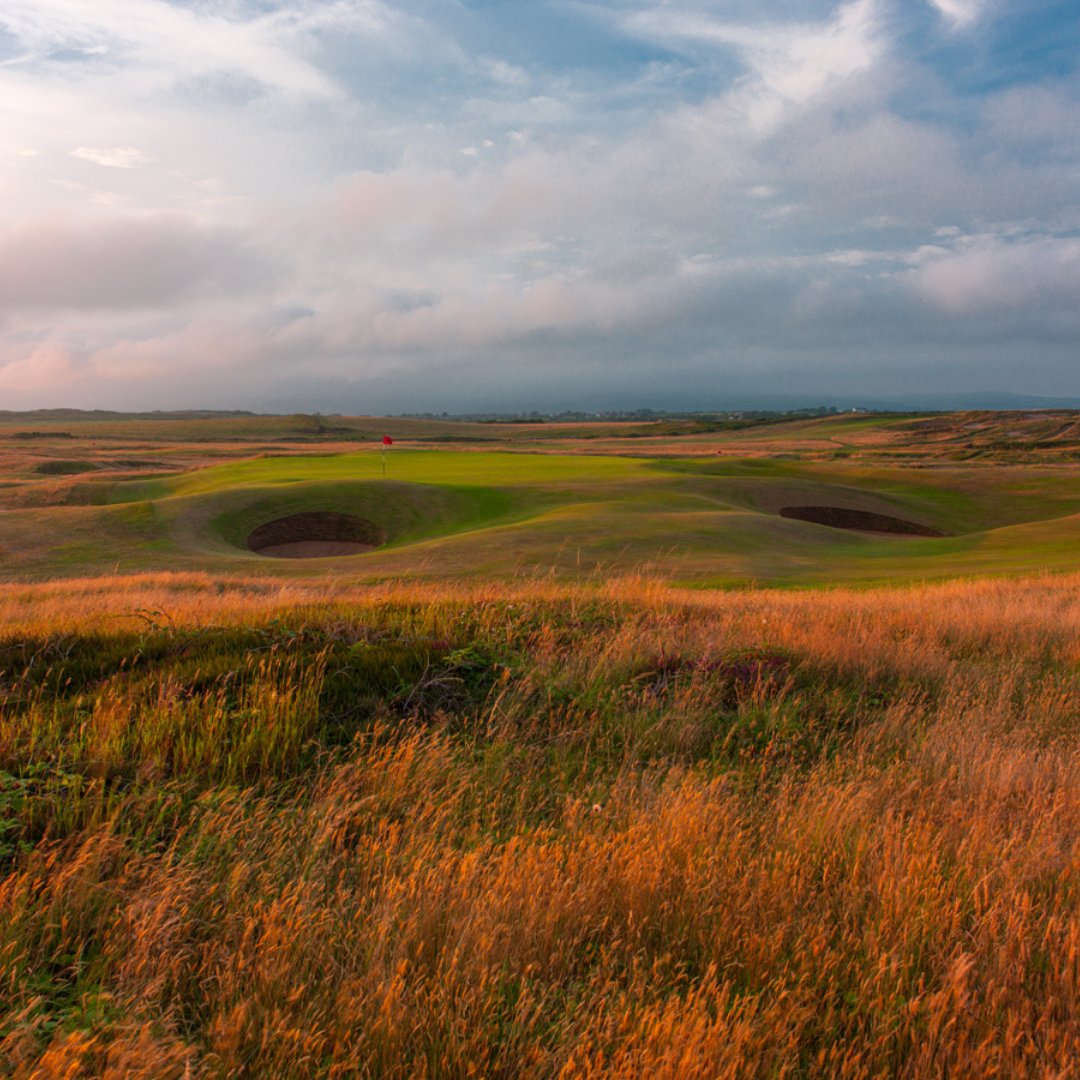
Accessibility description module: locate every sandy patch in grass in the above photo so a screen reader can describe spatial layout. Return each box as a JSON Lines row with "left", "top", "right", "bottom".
{"left": 254, "top": 540, "right": 379, "bottom": 559}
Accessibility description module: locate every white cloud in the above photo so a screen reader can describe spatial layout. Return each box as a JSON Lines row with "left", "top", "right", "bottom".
{"left": 622, "top": 0, "right": 883, "bottom": 132}
{"left": 908, "top": 234, "right": 1080, "bottom": 314}
{"left": 926, "top": 0, "right": 986, "bottom": 30}
{"left": 70, "top": 145, "right": 149, "bottom": 169}
{"left": 0, "top": 0, "right": 349, "bottom": 98}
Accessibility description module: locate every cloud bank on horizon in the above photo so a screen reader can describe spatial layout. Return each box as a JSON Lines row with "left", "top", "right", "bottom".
{"left": 0, "top": 0, "right": 1077, "bottom": 411}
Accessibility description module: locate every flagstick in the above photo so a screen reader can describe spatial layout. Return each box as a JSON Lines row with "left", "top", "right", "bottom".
{"left": 382, "top": 445, "right": 386, "bottom": 479}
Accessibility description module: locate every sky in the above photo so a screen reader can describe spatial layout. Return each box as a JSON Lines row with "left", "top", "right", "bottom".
{"left": 0, "top": 0, "right": 1078, "bottom": 413}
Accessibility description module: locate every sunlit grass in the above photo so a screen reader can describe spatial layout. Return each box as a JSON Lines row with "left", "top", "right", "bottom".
{"left": 0, "top": 572, "right": 1077, "bottom": 1074}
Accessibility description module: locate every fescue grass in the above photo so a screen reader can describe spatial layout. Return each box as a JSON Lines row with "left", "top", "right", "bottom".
{"left": 1, "top": 572, "right": 1077, "bottom": 1076}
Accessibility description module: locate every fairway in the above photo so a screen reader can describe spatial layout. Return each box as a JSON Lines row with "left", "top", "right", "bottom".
{"left": 2, "top": 416, "right": 1079, "bottom": 587}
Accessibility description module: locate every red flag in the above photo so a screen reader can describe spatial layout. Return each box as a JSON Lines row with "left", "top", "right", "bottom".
{"left": 382, "top": 435, "right": 393, "bottom": 445}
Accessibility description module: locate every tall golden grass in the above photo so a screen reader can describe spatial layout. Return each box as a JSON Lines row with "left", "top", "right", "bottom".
{"left": 1, "top": 572, "right": 1077, "bottom": 1076}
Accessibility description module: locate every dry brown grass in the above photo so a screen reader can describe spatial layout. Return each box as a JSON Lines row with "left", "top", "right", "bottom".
{"left": 0, "top": 573, "right": 1077, "bottom": 1076}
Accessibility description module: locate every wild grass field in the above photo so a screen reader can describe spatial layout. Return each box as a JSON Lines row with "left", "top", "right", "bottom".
{"left": 0, "top": 412, "right": 1077, "bottom": 1076}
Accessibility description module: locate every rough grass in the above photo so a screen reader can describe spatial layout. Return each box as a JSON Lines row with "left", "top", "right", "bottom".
{"left": 0, "top": 573, "right": 1077, "bottom": 1076}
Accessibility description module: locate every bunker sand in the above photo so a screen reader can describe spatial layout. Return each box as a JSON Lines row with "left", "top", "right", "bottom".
{"left": 247, "top": 511, "right": 386, "bottom": 559}
{"left": 254, "top": 540, "right": 379, "bottom": 558}
{"left": 779, "top": 505, "right": 947, "bottom": 537}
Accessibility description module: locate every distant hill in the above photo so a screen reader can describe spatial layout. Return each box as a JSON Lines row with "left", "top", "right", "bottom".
{"left": 1, "top": 393, "right": 1077, "bottom": 423}
{"left": 690, "top": 392, "right": 1080, "bottom": 413}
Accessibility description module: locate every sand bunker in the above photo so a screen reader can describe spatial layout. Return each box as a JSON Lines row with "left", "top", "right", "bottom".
{"left": 247, "top": 512, "right": 385, "bottom": 559}
{"left": 779, "top": 506, "right": 946, "bottom": 537}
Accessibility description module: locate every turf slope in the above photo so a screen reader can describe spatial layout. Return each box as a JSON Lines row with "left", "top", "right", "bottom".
{"left": 1, "top": 450, "right": 1078, "bottom": 586}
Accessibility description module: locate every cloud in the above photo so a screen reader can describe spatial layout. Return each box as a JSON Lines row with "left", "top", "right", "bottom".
{"left": 907, "top": 233, "right": 1080, "bottom": 316}
{"left": 0, "top": 0, "right": 344, "bottom": 96}
{"left": 983, "top": 83, "right": 1080, "bottom": 156}
{"left": 622, "top": 0, "right": 883, "bottom": 131}
{"left": 3, "top": 229, "right": 1077, "bottom": 412}
{"left": 0, "top": 0, "right": 1077, "bottom": 409}
{"left": 0, "top": 342, "right": 82, "bottom": 391}
{"left": 0, "top": 214, "right": 276, "bottom": 311}
{"left": 925, "top": 0, "right": 986, "bottom": 30}
{"left": 317, "top": 161, "right": 558, "bottom": 256}
{"left": 70, "top": 145, "right": 149, "bottom": 168}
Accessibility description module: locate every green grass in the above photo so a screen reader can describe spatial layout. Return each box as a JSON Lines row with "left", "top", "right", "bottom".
{"left": 157, "top": 449, "right": 645, "bottom": 495}
{"left": 2, "top": 448, "right": 1079, "bottom": 586}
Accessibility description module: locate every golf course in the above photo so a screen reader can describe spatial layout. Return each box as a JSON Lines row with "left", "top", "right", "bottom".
{"left": 3, "top": 410, "right": 1080, "bottom": 587}
{"left": 0, "top": 410, "right": 1077, "bottom": 1077}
